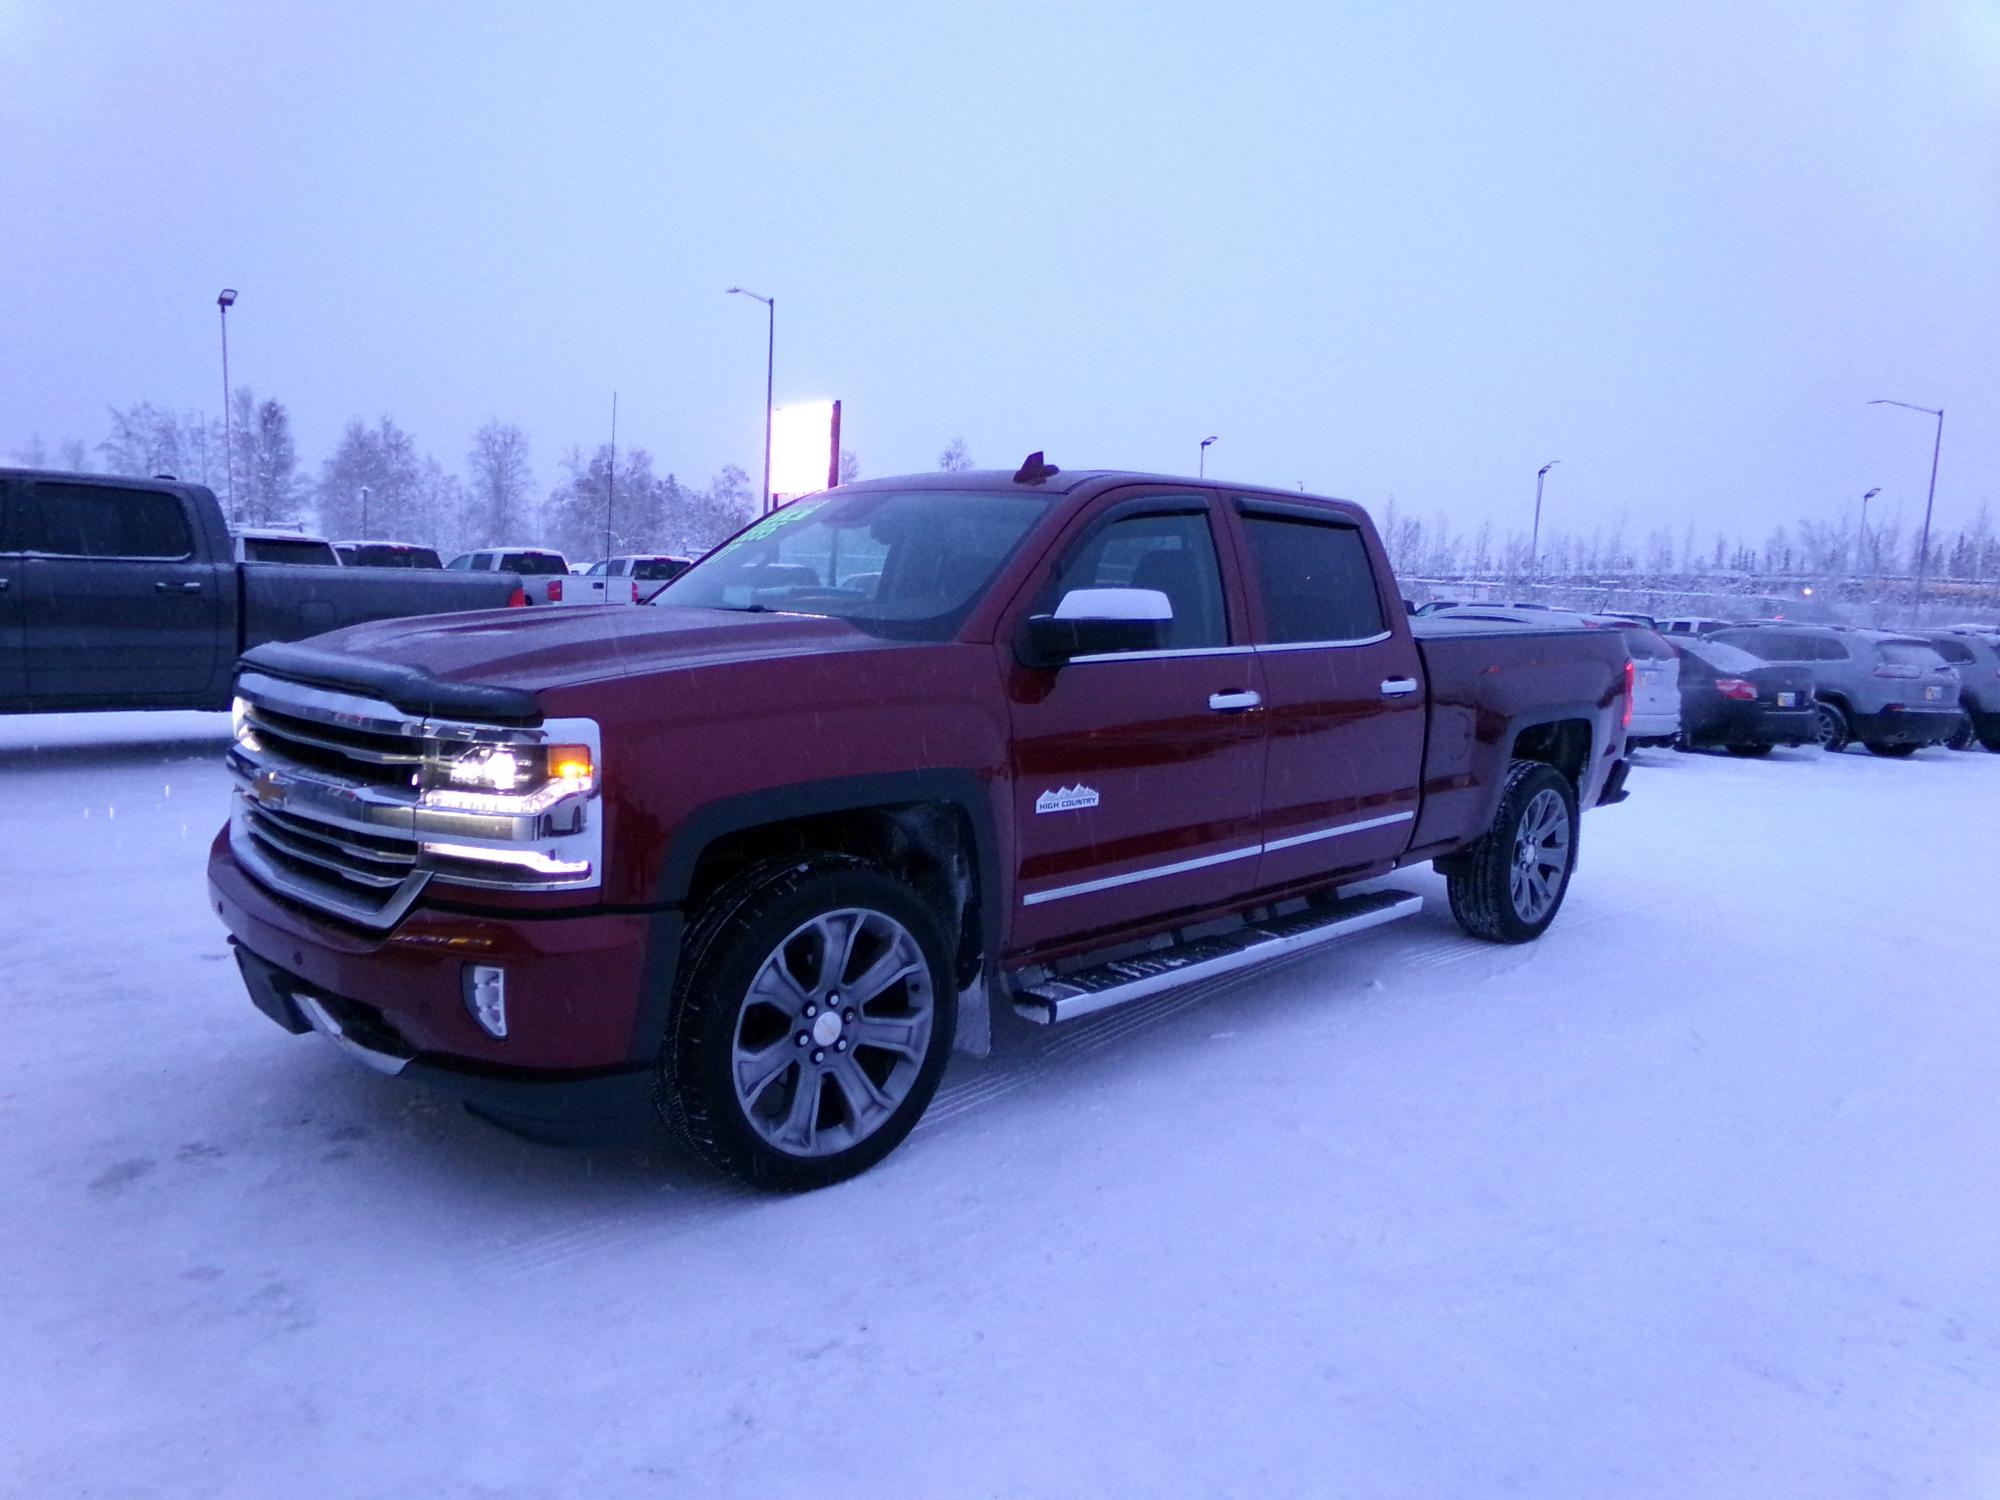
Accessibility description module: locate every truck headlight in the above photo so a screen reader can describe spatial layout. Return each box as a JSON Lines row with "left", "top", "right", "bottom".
{"left": 422, "top": 740, "right": 594, "bottom": 812}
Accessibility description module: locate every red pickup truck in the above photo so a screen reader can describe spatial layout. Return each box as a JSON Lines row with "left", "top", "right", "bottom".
{"left": 210, "top": 458, "right": 1633, "bottom": 1188}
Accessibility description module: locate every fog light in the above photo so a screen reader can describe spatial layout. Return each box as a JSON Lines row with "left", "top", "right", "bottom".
{"left": 464, "top": 965, "right": 508, "bottom": 1038}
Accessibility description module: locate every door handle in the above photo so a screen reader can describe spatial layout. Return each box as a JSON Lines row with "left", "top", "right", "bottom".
{"left": 156, "top": 580, "right": 203, "bottom": 594}
{"left": 1208, "top": 690, "right": 1262, "bottom": 712}
{"left": 1380, "top": 677, "right": 1419, "bottom": 697}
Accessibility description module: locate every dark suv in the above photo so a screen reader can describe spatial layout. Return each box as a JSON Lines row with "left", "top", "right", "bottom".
{"left": 1707, "top": 625, "right": 1962, "bottom": 756}
{"left": 1921, "top": 630, "right": 2000, "bottom": 752}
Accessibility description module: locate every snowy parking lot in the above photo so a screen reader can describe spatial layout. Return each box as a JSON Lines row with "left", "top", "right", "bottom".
{"left": 3, "top": 712, "right": 1998, "bottom": 1498}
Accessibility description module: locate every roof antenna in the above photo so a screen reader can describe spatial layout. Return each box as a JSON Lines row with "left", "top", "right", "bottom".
{"left": 1013, "top": 450, "right": 1060, "bottom": 485}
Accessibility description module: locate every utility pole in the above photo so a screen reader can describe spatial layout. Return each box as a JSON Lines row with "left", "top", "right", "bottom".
{"left": 1199, "top": 435, "right": 1218, "bottom": 477}
{"left": 1868, "top": 399, "right": 1944, "bottom": 595}
{"left": 216, "top": 289, "right": 238, "bottom": 520}
{"left": 605, "top": 391, "right": 618, "bottom": 563}
{"left": 727, "top": 288, "right": 775, "bottom": 513}
{"left": 1530, "top": 460, "right": 1560, "bottom": 576}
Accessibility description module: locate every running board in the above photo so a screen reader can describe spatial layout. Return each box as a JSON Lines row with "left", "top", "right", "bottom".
{"left": 1011, "top": 888, "right": 1423, "bottom": 1025}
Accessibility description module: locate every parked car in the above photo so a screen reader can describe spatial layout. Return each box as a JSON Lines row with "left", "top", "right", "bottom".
{"left": 1917, "top": 630, "right": 2000, "bottom": 752}
{"left": 233, "top": 528, "right": 341, "bottom": 566}
{"left": 0, "top": 468, "right": 528, "bottom": 713}
{"left": 1615, "top": 625, "right": 1681, "bottom": 747}
{"left": 563, "top": 554, "right": 699, "bottom": 605}
{"left": 212, "top": 461, "right": 1635, "bottom": 1189}
{"left": 588, "top": 554, "right": 695, "bottom": 583}
{"left": 335, "top": 540, "right": 444, "bottom": 569}
{"left": 1597, "top": 610, "right": 1659, "bottom": 629}
{"left": 446, "top": 547, "right": 572, "bottom": 604}
{"left": 1707, "top": 625, "right": 1962, "bottom": 755}
{"left": 1659, "top": 616, "right": 1737, "bottom": 636}
{"left": 1666, "top": 635, "right": 1818, "bottom": 755}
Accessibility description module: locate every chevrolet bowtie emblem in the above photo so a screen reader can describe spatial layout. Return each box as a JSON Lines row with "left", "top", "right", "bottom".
{"left": 253, "top": 774, "right": 286, "bottom": 807}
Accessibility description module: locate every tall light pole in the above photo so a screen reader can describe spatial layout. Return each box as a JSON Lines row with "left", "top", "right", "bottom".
{"left": 1530, "top": 459, "right": 1560, "bottom": 577}
{"left": 1868, "top": 398, "right": 1944, "bottom": 594}
{"left": 1197, "top": 435, "right": 1219, "bottom": 477}
{"left": 1860, "top": 487, "right": 1880, "bottom": 576}
{"left": 216, "top": 288, "right": 238, "bottom": 519}
{"left": 727, "top": 287, "right": 775, "bottom": 514}
{"left": 359, "top": 485, "right": 370, "bottom": 535}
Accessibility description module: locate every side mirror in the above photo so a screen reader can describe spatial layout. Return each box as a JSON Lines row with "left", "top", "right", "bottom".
{"left": 1019, "top": 587, "right": 1172, "bottom": 667}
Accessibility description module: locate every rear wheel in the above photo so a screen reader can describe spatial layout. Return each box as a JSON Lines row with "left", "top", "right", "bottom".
{"left": 1982, "top": 733, "right": 2000, "bottom": 754}
{"left": 1725, "top": 743, "right": 1773, "bottom": 758}
{"left": 1945, "top": 716, "right": 1975, "bottom": 752}
{"left": 1864, "top": 741, "right": 1920, "bottom": 758}
{"left": 658, "top": 858, "right": 957, "bottom": 1190}
{"left": 1814, "top": 702, "right": 1851, "bottom": 753}
{"left": 1446, "top": 760, "right": 1579, "bottom": 945}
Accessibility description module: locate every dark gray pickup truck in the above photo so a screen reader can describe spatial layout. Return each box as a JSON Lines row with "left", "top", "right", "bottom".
{"left": 1, "top": 468, "right": 526, "bottom": 713}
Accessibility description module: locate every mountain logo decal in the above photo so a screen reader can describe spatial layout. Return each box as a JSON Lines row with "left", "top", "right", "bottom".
{"left": 1035, "top": 785, "right": 1100, "bottom": 814}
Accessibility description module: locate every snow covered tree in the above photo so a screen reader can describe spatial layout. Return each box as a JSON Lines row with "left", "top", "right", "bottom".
{"left": 317, "top": 417, "right": 424, "bottom": 539}
{"left": 466, "top": 421, "right": 534, "bottom": 546}
{"left": 938, "top": 438, "right": 972, "bottom": 471}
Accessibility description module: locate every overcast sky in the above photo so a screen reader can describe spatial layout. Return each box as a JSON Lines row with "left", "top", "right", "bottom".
{"left": 5, "top": 0, "right": 1997, "bottom": 545}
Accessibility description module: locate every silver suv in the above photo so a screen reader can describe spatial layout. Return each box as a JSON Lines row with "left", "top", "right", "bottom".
{"left": 1708, "top": 625, "right": 1962, "bottom": 756}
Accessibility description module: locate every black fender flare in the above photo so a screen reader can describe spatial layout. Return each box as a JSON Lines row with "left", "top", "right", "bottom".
{"left": 629, "top": 769, "right": 1002, "bottom": 1064}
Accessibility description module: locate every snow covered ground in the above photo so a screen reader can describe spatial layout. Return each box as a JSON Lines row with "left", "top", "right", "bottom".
{"left": 3, "top": 711, "right": 1998, "bottom": 1499}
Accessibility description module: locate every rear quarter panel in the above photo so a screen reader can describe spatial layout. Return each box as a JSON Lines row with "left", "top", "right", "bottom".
{"left": 1409, "top": 622, "right": 1628, "bottom": 853}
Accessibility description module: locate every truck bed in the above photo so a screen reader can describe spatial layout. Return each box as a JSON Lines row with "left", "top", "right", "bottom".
{"left": 1409, "top": 616, "right": 1631, "bottom": 853}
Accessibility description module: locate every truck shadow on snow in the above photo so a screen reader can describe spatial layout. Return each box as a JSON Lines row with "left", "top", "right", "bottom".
{"left": 251, "top": 875, "right": 1489, "bottom": 1230}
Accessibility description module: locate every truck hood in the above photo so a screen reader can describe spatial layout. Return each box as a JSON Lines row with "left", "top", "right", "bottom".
{"left": 305, "top": 605, "right": 909, "bottom": 696}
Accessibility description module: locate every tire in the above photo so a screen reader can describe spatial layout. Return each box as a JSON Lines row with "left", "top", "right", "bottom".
{"left": 1725, "top": 743, "right": 1773, "bottom": 758}
{"left": 1814, "top": 701, "right": 1851, "bottom": 753}
{"left": 1446, "top": 760, "right": 1579, "bottom": 945}
{"left": 1945, "top": 716, "right": 1975, "bottom": 752}
{"left": 1982, "top": 733, "right": 2000, "bottom": 754}
{"left": 657, "top": 857, "right": 957, "bottom": 1191}
{"left": 1864, "top": 741, "right": 1920, "bottom": 758}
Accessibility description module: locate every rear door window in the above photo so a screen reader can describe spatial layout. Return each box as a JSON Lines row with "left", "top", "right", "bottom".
{"left": 18, "top": 482, "right": 192, "bottom": 558}
{"left": 1239, "top": 512, "right": 1386, "bottom": 644}
{"left": 1877, "top": 640, "right": 1944, "bottom": 668}
{"left": 1928, "top": 638, "right": 1975, "bottom": 665}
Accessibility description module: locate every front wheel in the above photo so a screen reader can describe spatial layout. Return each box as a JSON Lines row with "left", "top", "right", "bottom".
{"left": 1864, "top": 741, "right": 1920, "bottom": 758}
{"left": 658, "top": 859, "right": 957, "bottom": 1190}
{"left": 1446, "top": 760, "right": 1579, "bottom": 945}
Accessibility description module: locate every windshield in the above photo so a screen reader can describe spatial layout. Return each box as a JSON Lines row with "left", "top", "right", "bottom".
{"left": 653, "top": 489, "right": 1052, "bottom": 639}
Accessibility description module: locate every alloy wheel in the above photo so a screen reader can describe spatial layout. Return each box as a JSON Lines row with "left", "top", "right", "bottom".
{"left": 1509, "top": 787, "right": 1571, "bottom": 924}
{"left": 729, "top": 907, "right": 935, "bottom": 1159}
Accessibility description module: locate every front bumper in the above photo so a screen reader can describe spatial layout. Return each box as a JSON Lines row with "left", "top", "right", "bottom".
{"left": 210, "top": 832, "right": 670, "bottom": 1141}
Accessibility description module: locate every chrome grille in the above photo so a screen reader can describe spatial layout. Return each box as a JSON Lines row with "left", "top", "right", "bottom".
{"left": 226, "top": 669, "right": 600, "bottom": 929}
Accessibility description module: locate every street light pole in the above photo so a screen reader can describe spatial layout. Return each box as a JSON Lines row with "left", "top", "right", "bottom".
{"left": 1859, "top": 487, "right": 1880, "bottom": 577}
{"left": 1199, "top": 435, "right": 1218, "bottom": 477}
{"left": 1868, "top": 399, "right": 1944, "bottom": 594}
{"left": 216, "top": 289, "right": 238, "bottom": 520}
{"left": 359, "top": 485, "right": 370, "bottom": 535}
{"left": 728, "top": 287, "right": 775, "bottom": 513}
{"left": 1530, "top": 459, "right": 1560, "bottom": 577}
